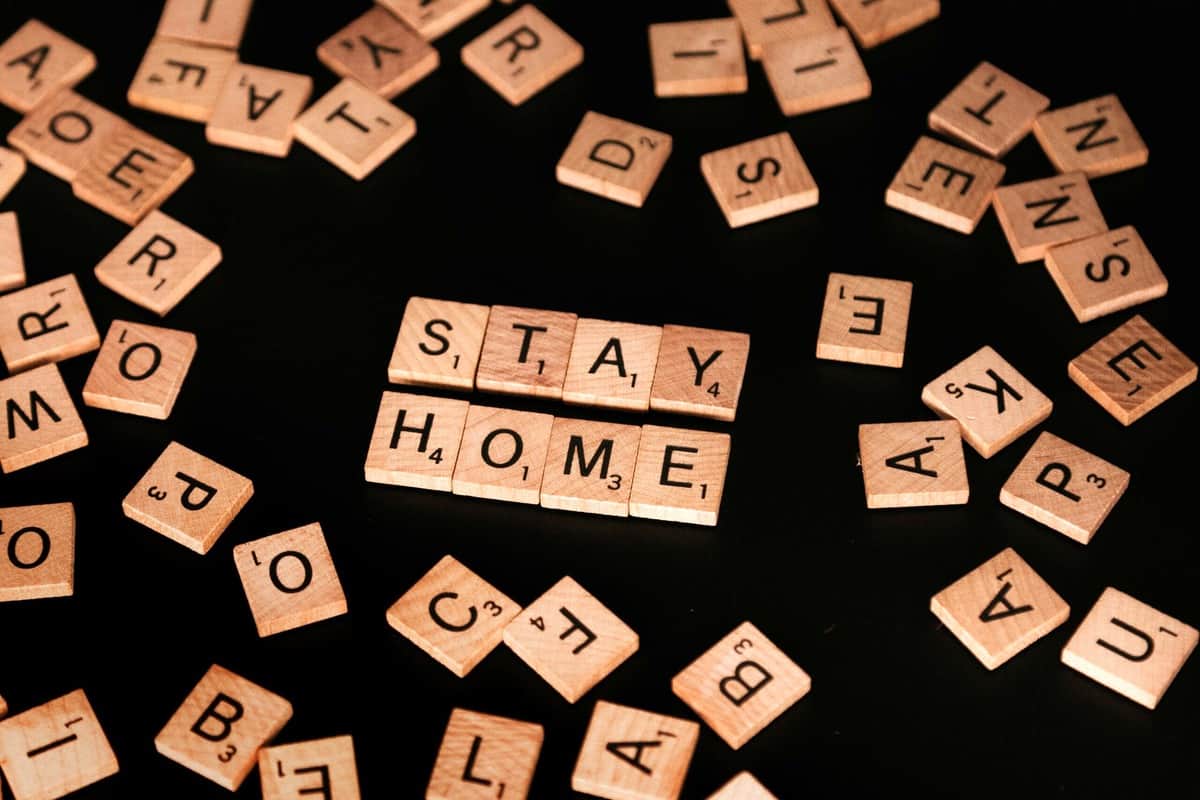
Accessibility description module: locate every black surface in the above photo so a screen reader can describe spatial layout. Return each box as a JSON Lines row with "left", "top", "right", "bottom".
{"left": 1, "top": 2, "right": 1196, "bottom": 798}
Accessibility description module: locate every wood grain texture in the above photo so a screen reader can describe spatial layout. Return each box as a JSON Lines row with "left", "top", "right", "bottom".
{"left": 571, "top": 700, "right": 699, "bottom": 800}
{"left": 0, "top": 20, "right": 96, "bottom": 113}
{"left": 0, "top": 144, "right": 24, "bottom": 202}
{"left": 928, "top": 61, "right": 1049, "bottom": 158}
{"left": 991, "top": 172, "right": 1106, "bottom": 263}
{"left": 233, "top": 523, "right": 348, "bottom": 637}
{"left": 452, "top": 405, "right": 554, "bottom": 504}
{"left": 365, "top": 391, "right": 470, "bottom": 491}
{"left": 316, "top": 6, "right": 438, "bottom": 100}
{"left": 293, "top": 79, "right": 416, "bottom": 181}
{"left": 629, "top": 425, "right": 730, "bottom": 526}
{"left": 816, "top": 272, "right": 911, "bottom": 367}
{"left": 205, "top": 64, "right": 312, "bottom": 157}
{"left": 0, "top": 502, "right": 74, "bottom": 602}
{"left": 127, "top": 39, "right": 237, "bottom": 123}
{"left": 707, "top": 772, "right": 778, "bottom": 800}
{"left": 562, "top": 318, "right": 663, "bottom": 411}
{"left": 71, "top": 123, "right": 194, "bottom": 225}
{"left": 378, "top": 0, "right": 490, "bottom": 41}
{"left": 156, "top": 0, "right": 253, "bottom": 49}
{"left": 649, "top": 18, "right": 747, "bottom": 97}
{"left": 6, "top": 89, "right": 124, "bottom": 182}
{"left": 0, "top": 273, "right": 99, "bottom": 372}
{"left": 540, "top": 417, "right": 641, "bottom": 516}
{"left": 650, "top": 325, "right": 750, "bottom": 420}
{"left": 700, "top": 132, "right": 818, "bottom": 228}
{"left": 885, "top": 135, "right": 1005, "bottom": 234}
{"left": 0, "top": 211, "right": 25, "bottom": 291}
{"left": 388, "top": 297, "right": 490, "bottom": 390}
{"left": 556, "top": 112, "right": 672, "bottom": 208}
{"left": 1033, "top": 94, "right": 1148, "bottom": 178}
{"left": 427, "top": 708, "right": 544, "bottom": 800}
{"left": 82, "top": 319, "right": 197, "bottom": 419}
{"left": 0, "top": 364, "right": 87, "bottom": 473}
{"left": 476, "top": 305, "right": 578, "bottom": 399}
{"left": 727, "top": 0, "right": 836, "bottom": 60}
{"left": 259, "top": 735, "right": 360, "bottom": 800}
{"left": 0, "top": 694, "right": 6, "bottom": 719}
{"left": 761, "top": 27, "right": 870, "bottom": 116}
{"left": 828, "top": 0, "right": 939, "bottom": 48}
{"left": 0, "top": 689, "right": 118, "bottom": 800}
{"left": 462, "top": 5, "right": 584, "bottom": 106}
{"left": 858, "top": 420, "right": 968, "bottom": 508}
{"left": 1044, "top": 226, "right": 1167, "bottom": 323}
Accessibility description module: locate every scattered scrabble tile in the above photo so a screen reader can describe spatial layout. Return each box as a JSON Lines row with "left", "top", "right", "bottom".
{"left": 364, "top": 392, "right": 470, "bottom": 490}
{"left": 122, "top": 441, "right": 253, "bottom": 554}
{"left": 155, "top": 664, "right": 293, "bottom": 791}
{"left": 504, "top": 576, "right": 639, "bottom": 703}
{"left": 991, "top": 173, "right": 1107, "bottom": 264}
{"left": 540, "top": 418, "right": 641, "bottom": 516}
{"left": 233, "top": 523, "right": 348, "bottom": 637}
{"left": 572, "top": 701, "right": 699, "bottom": 800}
{"left": 556, "top": 111, "right": 672, "bottom": 208}
{"left": 156, "top": 0, "right": 253, "bottom": 49}
{"left": 650, "top": 325, "right": 750, "bottom": 420}
{"left": 387, "top": 297, "right": 490, "bottom": 390}
{"left": 0, "top": 502, "right": 74, "bottom": 602}
{"left": 728, "top": 0, "right": 837, "bottom": 60}
{"left": 0, "top": 694, "right": 5, "bottom": 718}
{"left": 0, "top": 145, "right": 24, "bottom": 201}
{"left": 0, "top": 211, "right": 24, "bottom": 291}
{"left": 316, "top": 6, "right": 438, "bottom": 99}
{"left": 1033, "top": 95, "right": 1148, "bottom": 178}
{"left": 1000, "top": 431, "right": 1129, "bottom": 545}
{"left": 476, "top": 305, "right": 578, "bottom": 399}
{"left": 858, "top": 420, "right": 968, "bottom": 508}
{"left": 0, "top": 20, "right": 96, "bottom": 113}
{"left": 82, "top": 320, "right": 197, "bottom": 419}
{"left": 562, "top": 318, "right": 663, "bottom": 411}
{"left": 0, "top": 364, "right": 88, "bottom": 473}
{"left": 816, "top": 272, "right": 912, "bottom": 368}
{"left": 0, "top": 689, "right": 118, "bottom": 799}
{"left": 828, "top": 0, "right": 940, "bottom": 48}
{"left": 1068, "top": 315, "right": 1196, "bottom": 426}
{"left": 71, "top": 123, "right": 195, "bottom": 225}
{"left": 649, "top": 18, "right": 747, "bottom": 97}
{"left": 378, "top": 0, "right": 490, "bottom": 41}
{"left": 5, "top": 89, "right": 124, "bottom": 182}
{"left": 427, "top": 709, "right": 543, "bottom": 800}
{"left": 293, "top": 79, "right": 416, "bottom": 181}
{"left": 1044, "top": 226, "right": 1167, "bottom": 323}
{"left": 761, "top": 27, "right": 871, "bottom": 116}
{"left": 708, "top": 772, "right": 778, "bottom": 800}
{"left": 205, "top": 64, "right": 313, "bottom": 157}
{"left": 452, "top": 405, "right": 555, "bottom": 504}
{"left": 127, "top": 39, "right": 237, "bottom": 123}
{"left": 885, "top": 136, "right": 1005, "bottom": 234}
{"left": 700, "top": 132, "right": 819, "bottom": 228}
{"left": 259, "top": 735, "right": 360, "bottom": 800}
{"left": 0, "top": 274, "right": 99, "bottom": 373}
{"left": 630, "top": 425, "right": 731, "bottom": 525}
{"left": 462, "top": 5, "right": 584, "bottom": 106}
{"left": 928, "top": 61, "right": 1049, "bottom": 158}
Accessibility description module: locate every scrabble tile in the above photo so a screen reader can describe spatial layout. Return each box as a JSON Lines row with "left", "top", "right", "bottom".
{"left": 816, "top": 272, "right": 912, "bottom": 368}
{"left": 540, "top": 418, "right": 641, "bottom": 516}
{"left": 571, "top": 701, "right": 699, "bottom": 800}
{"left": 0, "top": 694, "right": 5, "bottom": 718}
{"left": 71, "top": 123, "right": 194, "bottom": 225}
{"left": 0, "top": 211, "right": 24, "bottom": 291}
{"left": 259, "top": 735, "right": 360, "bottom": 800}
{"left": 127, "top": 39, "right": 237, "bottom": 123}
{"left": 93, "top": 210, "right": 221, "bottom": 316}
{"left": 921, "top": 346, "right": 1052, "bottom": 458}
{"left": 379, "top": 0, "right": 490, "bottom": 41}
{"left": 122, "top": 441, "right": 253, "bottom": 554}
{"left": 1044, "top": 226, "right": 1167, "bottom": 323}
{"left": 708, "top": 772, "right": 778, "bottom": 800}
{"left": 650, "top": 325, "right": 750, "bottom": 420}
{"left": 1, "top": 145, "right": 25, "bottom": 201}
{"left": 931, "top": 548, "right": 1069, "bottom": 670}
{"left": 885, "top": 136, "right": 1005, "bottom": 234}
{"left": 991, "top": 173, "right": 1106, "bottom": 264}
{"left": 6, "top": 90, "right": 125, "bottom": 182}
{"left": 1068, "top": 315, "right": 1196, "bottom": 426}
{"left": 427, "top": 709, "right": 543, "bottom": 800}
{"left": 700, "top": 132, "right": 818, "bottom": 228}
{"left": 1062, "top": 588, "right": 1198, "bottom": 710}
{"left": 462, "top": 6, "right": 584, "bottom": 106}
{"left": 504, "top": 576, "right": 639, "bottom": 703}
{"left": 630, "top": 425, "right": 731, "bottom": 526}
{"left": 858, "top": 420, "right": 968, "bottom": 508}
{"left": 761, "top": 28, "right": 871, "bottom": 116}
{"left": 0, "top": 502, "right": 74, "bottom": 602}
{"left": 1033, "top": 95, "right": 1148, "bottom": 178}
{"left": 386, "top": 555, "right": 521, "bottom": 677}
{"left": 0, "top": 274, "right": 99, "bottom": 373}
{"left": 387, "top": 297, "right": 490, "bottom": 390}
{"left": 233, "top": 523, "right": 348, "bottom": 637}
{"left": 1000, "top": 431, "right": 1129, "bottom": 545}
{"left": 155, "top": 664, "right": 292, "bottom": 791}
{"left": 928, "top": 62, "right": 1049, "bottom": 158}
{"left": 365, "top": 392, "right": 470, "bottom": 491}
{"left": 0, "top": 364, "right": 87, "bottom": 473}
{"left": 0, "top": 20, "right": 96, "bottom": 113}
{"left": 156, "top": 0, "right": 253, "bottom": 49}
{"left": 205, "top": 64, "right": 313, "bottom": 157}
{"left": 476, "top": 306, "right": 578, "bottom": 399}
{"left": 293, "top": 79, "right": 416, "bottom": 181}
{"left": 556, "top": 112, "right": 672, "bottom": 208}
{"left": 0, "top": 689, "right": 118, "bottom": 799}
{"left": 727, "top": 0, "right": 837, "bottom": 60}
{"left": 648, "top": 18, "right": 747, "bottom": 97}
{"left": 316, "top": 6, "right": 438, "bottom": 100}
{"left": 452, "top": 405, "right": 554, "bottom": 504}
{"left": 562, "top": 318, "right": 663, "bottom": 411}
{"left": 828, "top": 0, "right": 939, "bottom": 48}
{"left": 82, "top": 320, "right": 197, "bottom": 419}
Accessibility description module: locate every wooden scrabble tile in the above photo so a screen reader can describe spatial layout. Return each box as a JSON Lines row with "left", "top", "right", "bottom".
{"left": 316, "top": 7, "right": 438, "bottom": 100}
{"left": 127, "top": 39, "right": 237, "bottom": 123}
{"left": 700, "top": 132, "right": 818, "bottom": 228}
{"left": 156, "top": 0, "right": 253, "bottom": 49}
{"left": 94, "top": 210, "right": 221, "bottom": 316}
{"left": 921, "top": 346, "right": 1052, "bottom": 458}
{"left": 0, "top": 689, "right": 118, "bottom": 799}
{"left": 0, "top": 20, "right": 96, "bottom": 113}
{"left": 540, "top": 418, "right": 641, "bottom": 517}
{"left": 630, "top": 425, "right": 730, "bottom": 526}
{"left": 462, "top": 6, "right": 584, "bottom": 106}
{"left": 858, "top": 420, "right": 968, "bottom": 509}
{"left": 504, "top": 577, "right": 639, "bottom": 703}
{"left": 1044, "top": 226, "right": 1167, "bottom": 323}
{"left": 1068, "top": 315, "right": 1197, "bottom": 426}
{"left": 1000, "top": 431, "right": 1129, "bottom": 545}
{"left": 386, "top": 555, "right": 521, "bottom": 677}
{"left": 476, "top": 306, "right": 578, "bottom": 399}
{"left": 155, "top": 664, "right": 292, "bottom": 791}
{"left": 0, "top": 694, "right": 5, "bottom": 718}
{"left": 427, "top": 709, "right": 543, "bottom": 800}
{"left": 1033, "top": 95, "right": 1148, "bottom": 178}
{"left": 1062, "top": 588, "right": 1198, "bottom": 710}
{"left": 0, "top": 211, "right": 24, "bottom": 291}
{"left": 0, "top": 502, "right": 74, "bottom": 602}
{"left": 562, "top": 318, "right": 663, "bottom": 411}
{"left": 650, "top": 325, "right": 750, "bottom": 420}
{"left": 452, "top": 405, "right": 554, "bottom": 504}
{"left": 6, "top": 89, "right": 125, "bottom": 182}
{"left": 0, "top": 364, "right": 87, "bottom": 474}
{"left": 122, "top": 441, "right": 253, "bottom": 554}
{"left": 885, "top": 136, "right": 1005, "bottom": 234}
{"left": 1, "top": 145, "right": 25, "bottom": 201}
{"left": 816, "top": 272, "right": 912, "bottom": 368}
{"left": 71, "top": 123, "right": 194, "bottom": 225}
{"left": 233, "top": 523, "right": 348, "bottom": 637}
{"left": 649, "top": 18, "right": 747, "bottom": 97}
{"left": 571, "top": 701, "right": 699, "bottom": 800}
{"left": 379, "top": 0, "right": 490, "bottom": 40}
{"left": 365, "top": 392, "right": 470, "bottom": 491}
{"left": 761, "top": 28, "right": 871, "bottom": 117}
{"left": 82, "top": 320, "right": 197, "bottom": 419}
{"left": 556, "top": 112, "right": 672, "bottom": 208}
{"left": 991, "top": 173, "right": 1106, "bottom": 264}
{"left": 259, "top": 735, "right": 360, "bottom": 800}
{"left": 708, "top": 772, "right": 778, "bottom": 800}
{"left": 293, "top": 79, "right": 416, "bottom": 181}
{"left": 0, "top": 274, "right": 99, "bottom": 373}
{"left": 728, "top": 0, "right": 837, "bottom": 60}
{"left": 205, "top": 64, "right": 313, "bottom": 157}
{"left": 928, "top": 62, "right": 1049, "bottom": 158}
{"left": 828, "top": 0, "right": 939, "bottom": 48}
{"left": 387, "top": 297, "right": 490, "bottom": 390}
{"left": 931, "top": 548, "right": 1069, "bottom": 670}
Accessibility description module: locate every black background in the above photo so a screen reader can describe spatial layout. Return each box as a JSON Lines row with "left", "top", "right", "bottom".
{"left": 1, "top": 2, "right": 1196, "bottom": 798}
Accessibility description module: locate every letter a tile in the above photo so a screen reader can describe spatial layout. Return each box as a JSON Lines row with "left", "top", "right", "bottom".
{"left": 206, "top": 64, "right": 313, "bottom": 157}
{"left": 365, "top": 392, "right": 470, "bottom": 491}
{"left": 928, "top": 61, "right": 1049, "bottom": 158}
{"left": 293, "top": 79, "right": 416, "bottom": 181}
{"left": 427, "top": 709, "right": 543, "bottom": 800}
{"left": 259, "top": 735, "right": 360, "bottom": 800}
{"left": 700, "top": 132, "right": 818, "bottom": 228}
{"left": 0, "top": 20, "right": 96, "bottom": 113}
{"left": 991, "top": 173, "right": 1106, "bottom": 263}
{"left": 0, "top": 364, "right": 87, "bottom": 474}
{"left": 233, "top": 523, "right": 348, "bottom": 637}
{"left": 708, "top": 772, "right": 778, "bottom": 800}
{"left": 885, "top": 136, "right": 1004, "bottom": 234}
{"left": 0, "top": 689, "right": 118, "bottom": 799}
{"left": 761, "top": 28, "right": 870, "bottom": 116}
{"left": 630, "top": 426, "right": 731, "bottom": 525}
{"left": 1, "top": 211, "right": 24, "bottom": 291}
{"left": 388, "top": 297, "right": 490, "bottom": 390}
{"left": 571, "top": 701, "right": 699, "bottom": 800}
{"left": 1044, "top": 226, "right": 1167, "bottom": 323}
{"left": 648, "top": 18, "right": 747, "bottom": 97}
{"left": 1033, "top": 95, "right": 1148, "bottom": 178}
{"left": 816, "top": 273, "right": 912, "bottom": 367}
{"left": 316, "top": 7, "right": 438, "bottom": 100}
{"left": 828, "top": 0, "right": 939, "bottom": 48}
{"left": 858, "top": 420, "right": 968, "bottom": 509}
{"left": 562, "top": 318, "right": 663, "bottom": 411}
{"left": 556, "top": 112, "right": 672, "bottom": 208}
{"left": 452, "top": 405, "right": 554, "bottom": 504}
{"left": 462, "top": 5, "right": 584, "bottom": 106}
{"left": 476, "top": 305, "right": 578, "bottom": 399}
{"left": 0, "top": 274, "right": 99, "bottom": 373}
{"left": 728, "top": 0, "right": 837, "bottom": 61}
{"left": 127, "top": 39, "right": 238, "bottom": 123}
{"left": 82, "top": 320, "right": 197, "bottom": 419}
{"left": 540, "top": 418, "right": 641, "bottom": 517}
{"left": 0, "top": 502, "right": 74, "bottom": 602}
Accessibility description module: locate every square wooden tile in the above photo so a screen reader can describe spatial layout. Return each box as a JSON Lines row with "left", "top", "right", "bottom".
{"left": 931, "top": 547, "right": 1069, "bottom": 670}
{"left": 476, "top": 306, "right": 578, "bottom": 399}
{"left": 1033, "top": 95, "right": 1148, "bottom": 178}
{"left": 928, "top": 61, "right": 1049, "bottom": 158}
{"left": 630, "top": 425, "right": 730, "bottom": 526}
{"left": 649, "top": 18, "right": 747, "bottom": 97}
{"left": 708, "top": 772, "right": 778, "bottom": 800}
{"left": 155, "top": 664, "right": 292, "bottom": 791}
{"left": 885, "top": 136, "right": 1005, "bottom": 234}
{"left": 571, "top": 701, "right": 699, "bottom": 800}
{"left": 127, "top": 39, "right": 237, "bottom": 123}
{"left": 6, "top": 89, "right": 125, "bottom": 182}
{"left": 1068, "top": 315, "right": 1196, "bottom": 426}
{"left": 556, "top": 111, "right": 672, "bottom": 208}
{"left": 1, "top": 145, "right": 24, "bottom": 201}
{"left": 828, "top": 0, "right": 939, "bottom": 48}
{"left": 1, "top": 211, "right": 25, "bottom": 291}
{"left": 761, "top": 27, "right": 871, "bottom": 116}
{"left": 0, "top": 20, "right": 96, "bottom": 113}
{"left": 701, "top": 132, "right": 818, "bottom": 228}
{"left": 0, "top": 502, "right": 74, "bottom": 602}
{"left": 427, "top": 709, "right": 543, "bottom": 800}
{"left": 0, "top": 689, "right": 118, "bottom": 799}
{"left": 816, "top": 272, "right": 912, "bottom": 368}
{"left": 293, "top": 79, "right": 416, "bottom": 181}
{"left": 365, "top": 392, "right": 470, "bottom": 491}
{"left": 122, "top": 441, "right": 253, "bottom": 554}
{"left": 728, "top": 0, "right": 837, "bottom": 60}
{"left": 504, "top": 576, "right": 639, "bottom": 703}
{"left": 71, "top": 123, "right": 195, "bottom": 225}
{"left": 378, "top": 0, "right": 490, "bottom": 41}
{"left": 0, "top": 274, "right": 99, "bottom": 373}
{"left": 540, "top": 418, "right": 641, "bottom": 517}
{"left": 991, "top": 173, "right": 1106, "bottom": 264}
{"left": 922, "top": 346, "right": 1053, "bottom": 458}
{"left": 259, "top": 735, "right": 360, "bottom": 800}
{"left": 650, "top": 325, "right": 750, "bottom": 420}
{"left": 156, "top": 0, "right": 253, "bottom": 49}
{"left": 316, "top": 6, "right": 438, "bottom": 99}
{"left": 858, "top": 420, "right": 968, "bottom": 509}
{"left": 463, "top": 5, "right": 584, "bottom": 106}
{"left": 1044, "top": 226, "right": 1167, "bottom": 323}
{"left": 1000, "top": 431, "right": 1129, "bottom": 545}
{"left": 562, "top": 318, "right": 663, "bottom": 411}
{"left": 452, "top": 405, "right": 555, "bottom": 504}
{"left": 387, "top": 297, "right": 490, "bottom": 390}
{"left": 0, "top": 364, "right": 87, "bottom": 474}
{"left": 205, "top": 64, "right": 313, "bottom": 157}
{"left": 233, "top": 523, "right": 348, "bottom": 637}
{"left": 82, "top": 320, "right": 197, "bottom": 419}
{"left": 0, "top": 693, "right": 5, "bottom": 719}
